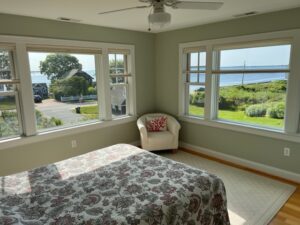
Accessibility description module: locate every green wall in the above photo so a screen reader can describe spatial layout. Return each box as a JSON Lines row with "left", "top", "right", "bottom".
{"left": 155, "top": 8, "right": 300, "bottom": 174}
{"left": 0, "top": 14, "right": 155, "bottom": 175}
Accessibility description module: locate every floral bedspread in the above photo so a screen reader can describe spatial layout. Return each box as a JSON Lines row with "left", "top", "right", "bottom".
{"left": 0, "top": 144, "right": 230, "bottom": 225}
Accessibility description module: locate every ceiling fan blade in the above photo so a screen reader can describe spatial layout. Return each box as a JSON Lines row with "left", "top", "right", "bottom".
{"left": 98, "top": 5, "right": 150, "bottom": 15}
{"left": 172, "top": 1, "right": 223, "bottom": 10}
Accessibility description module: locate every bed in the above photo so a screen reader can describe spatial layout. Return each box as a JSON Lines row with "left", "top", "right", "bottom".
{"left": 0, "top": 144, "right": 230, "bottom": 225}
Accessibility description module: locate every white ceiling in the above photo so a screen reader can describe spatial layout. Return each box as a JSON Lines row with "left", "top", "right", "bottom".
{"left": 0, "top": 0, "right": 300, "bottom": 33}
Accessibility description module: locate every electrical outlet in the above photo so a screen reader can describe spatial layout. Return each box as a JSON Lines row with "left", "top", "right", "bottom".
{"left": 71, "top": 140, "right": 77, "bottom": 148}
{"left": 283, "top": 147, "right": 290, "bottom": 157}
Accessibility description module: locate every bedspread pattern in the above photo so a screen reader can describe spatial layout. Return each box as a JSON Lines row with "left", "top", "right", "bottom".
{"left": 0, "top": 144, "right": 230, "bottom": 225}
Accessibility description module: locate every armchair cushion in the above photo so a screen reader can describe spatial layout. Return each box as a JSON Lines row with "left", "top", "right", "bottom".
{"left": 146, "top": 115, "right": 167, "bottom": 132}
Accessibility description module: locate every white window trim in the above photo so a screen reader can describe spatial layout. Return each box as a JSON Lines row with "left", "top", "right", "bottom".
{"left": 0, "top": 35, "right": 137, "bottom": 145}
{"left": 179, "top": 29, "right": 300, "bottom": 143}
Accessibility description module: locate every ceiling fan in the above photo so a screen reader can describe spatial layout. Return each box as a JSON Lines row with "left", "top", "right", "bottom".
{"left": 98, "top": 0, "right": 224, "bottom": 30}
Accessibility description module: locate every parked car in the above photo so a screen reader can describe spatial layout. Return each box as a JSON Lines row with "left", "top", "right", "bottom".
{"left": 34, "top": 95, "right": 42, "bottom": 103}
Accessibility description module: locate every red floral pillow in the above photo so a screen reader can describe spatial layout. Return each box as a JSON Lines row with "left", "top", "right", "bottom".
{"left": 146, "top": 116, "right": 167, "bottom": 132}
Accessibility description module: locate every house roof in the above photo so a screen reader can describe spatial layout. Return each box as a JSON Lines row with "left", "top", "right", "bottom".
{"left": 64, "top": 69, "right": 93, "bottom": 80}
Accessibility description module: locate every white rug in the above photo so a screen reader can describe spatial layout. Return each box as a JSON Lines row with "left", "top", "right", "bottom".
{"left": 159, "top": 150, "right": 296, "bottom": 225}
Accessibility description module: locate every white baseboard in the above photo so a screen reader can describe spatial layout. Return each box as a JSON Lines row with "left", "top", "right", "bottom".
{"left": 180, "top": 141, "right": 300, "bottom": 183}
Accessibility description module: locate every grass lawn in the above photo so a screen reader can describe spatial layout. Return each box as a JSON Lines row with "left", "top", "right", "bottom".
{"left": 79, "top": 105, "right": 99, "bottom": 120}
{"left": 189, "top": 105, "right": 284, "bottom": 129}
{"left": 0, "top": 100, "right": 16, "bottom": 111}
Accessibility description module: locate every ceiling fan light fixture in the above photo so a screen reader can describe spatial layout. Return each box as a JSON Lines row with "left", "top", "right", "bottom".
{"left": 148, "top": 11, "right": 171, "bottom": 27}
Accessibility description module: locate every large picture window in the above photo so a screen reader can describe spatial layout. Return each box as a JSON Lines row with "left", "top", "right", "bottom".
{"left": 28, "top": 51, "right": 99, "bottom": 132}
{"left": 215, "top": 44, "right": 291, "bottom": 129}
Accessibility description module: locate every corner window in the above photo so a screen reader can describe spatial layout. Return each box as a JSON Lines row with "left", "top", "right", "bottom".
{"left": 215, "top": 44, "right": 291, "bottom": 129}
{"left": 0, "top": 37, "right": 136, "bottom": 142}
{"left": 0, "top": 48, "right": 21, "bottom": 139}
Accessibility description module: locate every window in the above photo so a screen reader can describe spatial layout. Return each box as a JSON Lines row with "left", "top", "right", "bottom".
{"left": 28, "top": 51, "right": 99, "bottom": 132}
{"left": 184, "top": 50, "right": 206, "bottom": 117}
{"left": 180, "top": 32, "right": 300, "bottom": 139}
{"left": 109, "top": 52, "right": 130, "bottom": 117}
{"left": 215, "top": 44, "right": 291, "bottom": 129}
{"left": 0, "top": 36, "right": 136, "bottom": 142}
{"left": 0, "top": 48, "right": 21, "bottom": 139}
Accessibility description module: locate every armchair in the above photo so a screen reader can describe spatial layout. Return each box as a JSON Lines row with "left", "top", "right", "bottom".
{"left": 137, "top": 113, "right": 181, "bottom": 151}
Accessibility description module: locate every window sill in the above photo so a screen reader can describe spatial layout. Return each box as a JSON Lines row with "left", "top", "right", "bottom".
{"left": 0, "top": 116, "right": 137, "bottom": 151}
{"left": 179, "top": 115, "right": 300, "bottom": 143}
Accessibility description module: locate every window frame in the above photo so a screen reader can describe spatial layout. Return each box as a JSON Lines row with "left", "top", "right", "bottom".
{"left": 213, "top": 42, "right": 291, "bottom": 130}
{"left": 179, "top": 29, "right": 300, "bottom": 143}
{"left": 108, "top": 52, "right": 131, "bottom": 118}
{"left": 0, "top": 35, "right": 136, "bottom": 146}
{"left": 183, "top": 48, "right": 207, "bottom": 118}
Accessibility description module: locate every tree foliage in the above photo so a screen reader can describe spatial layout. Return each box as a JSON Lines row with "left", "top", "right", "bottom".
{"left": 50, "top": 76, "right": 89, "bottom": 101}
{"left": 40, "top": 53, "right": 82, "bottom": 81}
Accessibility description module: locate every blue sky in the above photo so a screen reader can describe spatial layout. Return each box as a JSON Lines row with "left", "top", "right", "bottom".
{"left": 190, "top": 44, "right": 291, "bottom": 68}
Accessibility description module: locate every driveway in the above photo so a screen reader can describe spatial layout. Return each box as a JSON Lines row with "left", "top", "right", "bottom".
{"left": 35, "top": 99, "right": 96, "bottom": 125}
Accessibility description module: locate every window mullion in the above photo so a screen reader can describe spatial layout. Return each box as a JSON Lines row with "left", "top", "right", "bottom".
{"left": 285, "top": 39, "right": 300, "bottom": 133}
{"left": 178, "top": 51, "right": 189, "bottom": 116}
{"left": 204, "top": 45, "right": 213, "bottom": 120}
{"left": 126, "top": 50, "right": 136, "bottom": 116}
{"left": 95, "top": 54, "right": 104, "bottom": 121}
{"left": 100, "top": 49, "right": 112, "bottom": 121}
{"left": 210, "top": 50, "right": 220, "bottom": 120}
{"left": 15, "top": 43, "right": 37, "bottom": 136}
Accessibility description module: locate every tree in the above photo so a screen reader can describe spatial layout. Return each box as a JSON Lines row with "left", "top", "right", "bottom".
{"left": 50, "top": 76, "right": 89, "bottom": 101}
{"left": 40, "top": 53, "right": 82, "bottom": 81}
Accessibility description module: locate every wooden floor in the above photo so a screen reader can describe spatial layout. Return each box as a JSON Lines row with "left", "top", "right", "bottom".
{"left": 180, "top": 148, "right": 300, "bottom": 225}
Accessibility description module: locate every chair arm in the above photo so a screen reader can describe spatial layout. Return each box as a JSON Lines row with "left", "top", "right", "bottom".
{"left": 167, "top": 116, "right": 181, "bottom": 135}
{"left": 137, "top": 118, "right": 148, "bottom": 139}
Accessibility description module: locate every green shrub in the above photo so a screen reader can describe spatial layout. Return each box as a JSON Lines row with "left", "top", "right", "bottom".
{"left": 245, "top": 104, "right": 267, "bottom": 117}
{"left": 1, "top": 110, "right": 17, "bottom": 118}
{"left": 218, "top": 81, "right": 287, "bottom": 110}
{"left": 50, "top": 76, "right": 89, "bottom": 101}
{"left": 0, "top": 110, "right": 19, "bottom": 138}
{"left": 189, "top": 89, "right": 205, "bottom": 107}
{"left": 87, "top": 86, "right": 97, "bottom": 95}
{"left": 267, "top": 102, "right": 285, "bottom": 119}
{"left": 35, "top": 110, "right": 63, "bottom": 128}
{"left": 50, "top": 117, "right": 63, "bottom": 126}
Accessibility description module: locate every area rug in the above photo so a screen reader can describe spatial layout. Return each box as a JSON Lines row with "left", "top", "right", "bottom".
{"left": 160, "top": 150, "right": 296, "bottom": 225}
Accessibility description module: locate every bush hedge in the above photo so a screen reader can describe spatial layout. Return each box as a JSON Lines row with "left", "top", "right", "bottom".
{"left": 0, "top": 110, "right": 63, "bottom": 138}
{"left": 50, "top": 76, "right": 89, "bottom": 101}
{"left": 190, "top": 80, "right": 287, "bottom": 112}
{"left": 245, "top": 104, "right": 268, "bottom": 117}
{"left": 267, "top": 102, "right": 285, "bottom": 119}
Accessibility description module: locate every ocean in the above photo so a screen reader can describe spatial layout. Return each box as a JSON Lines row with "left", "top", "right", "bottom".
{"left": 31, "top": 66, "right": 288, "bottom": 88}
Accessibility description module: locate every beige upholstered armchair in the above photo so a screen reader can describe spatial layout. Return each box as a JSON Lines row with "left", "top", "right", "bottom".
{"left": 137, "top": 113, "right": 181, "bottom": 151}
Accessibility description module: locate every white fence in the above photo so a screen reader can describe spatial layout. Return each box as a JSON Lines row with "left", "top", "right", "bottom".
{"left": 60, "top": 95, "right": 97, "bottom": 102}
